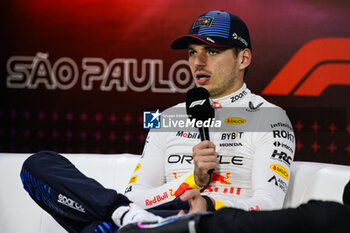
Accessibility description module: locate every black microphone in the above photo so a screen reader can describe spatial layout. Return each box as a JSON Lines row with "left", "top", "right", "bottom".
{"left": 186, "top": 87, "right": 215, "bottom": 192}
{"left": 185, "top": 87, "right": 215, "bottom": 141}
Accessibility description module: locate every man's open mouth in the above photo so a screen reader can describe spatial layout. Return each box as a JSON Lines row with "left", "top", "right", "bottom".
{"left": 195, "top": 73, "right": 211, "bottom": 85}
{"left": 196, "top": 74, "right": 210, "bottom": 80}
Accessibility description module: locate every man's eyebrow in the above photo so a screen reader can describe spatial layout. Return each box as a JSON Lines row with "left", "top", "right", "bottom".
{"left": 187, "top": 45, "right": 211, "bottom": 50}
{"left": 204, "top": 45, "right": 227, "bottom": 51}
{"left": 187, "top": 44, "right": 226, "bottom": 50}
{"left": 187, "top": 45, "right": 195, "bottom": 50}
{"left": 204, "top": 45, "right": 217, "bottom": 50}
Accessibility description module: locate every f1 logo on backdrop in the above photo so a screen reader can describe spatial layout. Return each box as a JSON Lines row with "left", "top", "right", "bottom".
{"left": 143, "top": 110, "right": 161, "bottom": 129}
{"left": 262, "top": 38, "right": 350, "bottom": 96}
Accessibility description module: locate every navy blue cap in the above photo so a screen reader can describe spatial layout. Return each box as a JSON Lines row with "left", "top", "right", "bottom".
{"left": 171, "top": 10, "right": 251, "bottom": 51}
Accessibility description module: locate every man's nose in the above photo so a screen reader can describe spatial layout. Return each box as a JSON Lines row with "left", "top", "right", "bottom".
{"left": 194, "top": 52, "right": 206, "bottom": 67}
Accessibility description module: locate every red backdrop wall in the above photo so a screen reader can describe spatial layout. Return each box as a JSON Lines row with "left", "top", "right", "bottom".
{"left": 1, "top": 0, "right": 349, "bottom": 165}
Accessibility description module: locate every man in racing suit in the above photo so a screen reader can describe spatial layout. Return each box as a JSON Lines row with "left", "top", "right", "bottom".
{"left": 124, "top": 10, "right": 295, "bottom": 213}
{"left": 125, "top": 83, "right": 295, "bottom": 212}
{"left": 20, "top": 10, "right": 295, "bottom": 232}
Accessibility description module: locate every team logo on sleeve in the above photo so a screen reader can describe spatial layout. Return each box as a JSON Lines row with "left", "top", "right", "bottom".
{"left": 273, "top": 141, "right": 294, "bottom": 154}
{"left": 272, "top": 130, "right": 295, "bottom": 143}
{"left": 270, "top": 164, "right": 289, "bottom": 180}
{"left": 246, "top": 101, "right": 263, "bottom": 112}
{"left": 268, "top": 175, "right": 288, "bottom": 193}
{"left": 271, "top": 149, "right": 292, "bottom": 166}
{"left": 145, "top": 192, "right": 169, "bottom": 206}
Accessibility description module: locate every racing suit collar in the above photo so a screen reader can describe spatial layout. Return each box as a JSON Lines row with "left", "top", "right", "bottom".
{"left": 212, "top": 83, "right": 250, "bottom": 107}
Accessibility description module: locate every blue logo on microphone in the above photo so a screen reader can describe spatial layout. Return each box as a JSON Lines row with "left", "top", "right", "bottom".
{"left": 143, "top": 110, "right": 161, "bottom": 129}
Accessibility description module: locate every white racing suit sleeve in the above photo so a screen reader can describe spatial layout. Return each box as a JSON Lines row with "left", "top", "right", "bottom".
{"left": 124, "top": 130, "right": 201, "bottom": 209}
{"left": 212, "top": 109, "right": 295, "bottom": 211}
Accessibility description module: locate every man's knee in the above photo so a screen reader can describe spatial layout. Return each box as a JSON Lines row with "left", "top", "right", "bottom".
{"left": 22, "top": 150, "right": 66, "bottom": 175}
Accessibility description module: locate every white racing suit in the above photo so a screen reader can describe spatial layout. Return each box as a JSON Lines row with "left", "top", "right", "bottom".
{"left": 125, "top": 83, "right": 295, "bottom": 211}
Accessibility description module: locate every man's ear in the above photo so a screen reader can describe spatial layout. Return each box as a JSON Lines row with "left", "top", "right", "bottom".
{"left": 239, "top": 48, "right": 252, "bottom": 70}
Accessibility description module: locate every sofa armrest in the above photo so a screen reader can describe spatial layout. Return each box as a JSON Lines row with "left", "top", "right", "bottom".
{"left": 0, "top": 153, "right": 140, "bottom": 233}
{"left": 284, "top": 161, "right": 350, "bottom": 208}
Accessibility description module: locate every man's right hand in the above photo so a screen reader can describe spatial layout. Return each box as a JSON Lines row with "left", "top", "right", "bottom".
{"left": 192, "top": 140, "right": 218, "bottom": 187}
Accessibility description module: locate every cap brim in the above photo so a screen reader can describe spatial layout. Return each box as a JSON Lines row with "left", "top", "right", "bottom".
{"left": 170, "top": 35, "right": 232, "bottom": 50}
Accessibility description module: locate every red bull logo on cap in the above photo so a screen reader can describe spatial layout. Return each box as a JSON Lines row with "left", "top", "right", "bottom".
{"left": 193, "top": 16, "right": 214, "bottom": 28}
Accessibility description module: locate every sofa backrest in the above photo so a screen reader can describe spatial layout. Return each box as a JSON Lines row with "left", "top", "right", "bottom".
{"left": 0, "top": 153, "right": 349, "bottom": 233}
